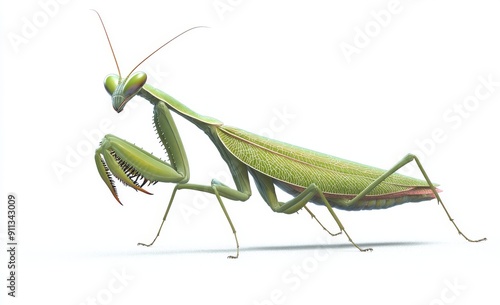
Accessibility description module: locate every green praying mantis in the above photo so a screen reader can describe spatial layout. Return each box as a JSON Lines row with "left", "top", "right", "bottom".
{"left": 93, "top": 12, "right": 486, "bottom": 258}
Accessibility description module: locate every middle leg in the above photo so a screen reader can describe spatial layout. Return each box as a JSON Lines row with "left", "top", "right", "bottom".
{"left": 250, "top": 170, "right": 372, "bottom": 252}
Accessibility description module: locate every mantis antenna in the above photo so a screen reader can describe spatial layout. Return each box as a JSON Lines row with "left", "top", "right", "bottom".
{"left": 92, "top": 10, "right": 208, "bottom": 79}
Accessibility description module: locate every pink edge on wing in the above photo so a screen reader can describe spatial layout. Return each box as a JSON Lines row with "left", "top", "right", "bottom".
{"left": 323, "top": 187, "right": 442, "bottom": 200}
{"left": 277, "top": 181, "right": 441, "bottom": 201}
{"left": 382, "top": 187, "right": 442, "bottom": 198}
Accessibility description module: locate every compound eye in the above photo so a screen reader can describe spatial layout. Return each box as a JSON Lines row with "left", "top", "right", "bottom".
{"left": 123, "top": 72, "right": 147, "bottom": 97}
{"left": 104, "top": 74, "right": 120, "bottom": 96}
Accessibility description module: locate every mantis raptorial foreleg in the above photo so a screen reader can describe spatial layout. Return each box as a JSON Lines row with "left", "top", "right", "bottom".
{"left": 95, "top": 103, "right": 190, "bottom": 204}
{"left": 95, "top": 134, "right": 185, "bottom": 202}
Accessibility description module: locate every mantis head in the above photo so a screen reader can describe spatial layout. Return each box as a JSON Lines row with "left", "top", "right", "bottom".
{"left": 104, "top": 72, "right": 147, "bottom": 113}
{"left": 93, "top": 10, "right": 207, "bottom": 113}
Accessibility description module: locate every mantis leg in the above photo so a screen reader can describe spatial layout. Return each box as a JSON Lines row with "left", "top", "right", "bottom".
{"left": 94, "top": 134, "right": 187, "bottom": 203}
{"left": 249, "top": 170, "right": 372, "bottom": 252}
{"left": 138, "top": 155, "right": 252, "bottom": 259}
{"left": 303, "top": 206, "right": 342, "bottom": 237}
{"left": 345, "top": 154, "right": 486, "bottom": 243}
{"left": 95, "top": 102, "right": 190, "bottom": 204}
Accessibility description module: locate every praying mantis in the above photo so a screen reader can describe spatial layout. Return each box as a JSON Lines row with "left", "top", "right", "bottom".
{"left": 93, "top": 12, "right": 486, "bottom": 258}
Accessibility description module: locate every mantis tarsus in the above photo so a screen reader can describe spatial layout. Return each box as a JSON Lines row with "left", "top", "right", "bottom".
{"left": 93, "top": 12, "right": 486, "bottom": 258}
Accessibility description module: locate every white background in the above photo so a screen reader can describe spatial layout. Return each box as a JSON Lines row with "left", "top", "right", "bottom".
{"left": 1, "top": 0, "right": 499, "bottom": 304}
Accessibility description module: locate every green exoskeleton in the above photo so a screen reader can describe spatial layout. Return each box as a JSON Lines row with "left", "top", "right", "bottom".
{"left": 93, "top": 12, "right": 485, "bottom": 258}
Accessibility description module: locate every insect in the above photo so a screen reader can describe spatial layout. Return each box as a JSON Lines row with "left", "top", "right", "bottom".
{"left": 93, "top": 12, "right": 485, "bottom": 258}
